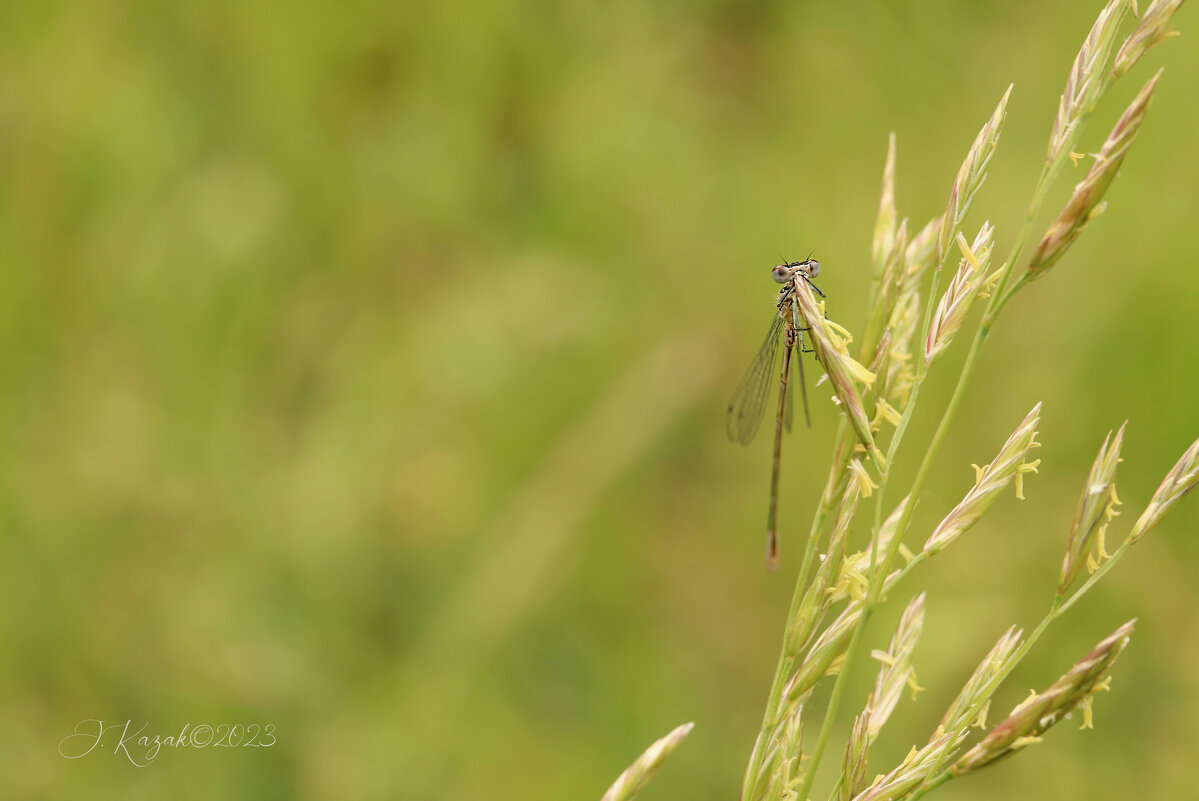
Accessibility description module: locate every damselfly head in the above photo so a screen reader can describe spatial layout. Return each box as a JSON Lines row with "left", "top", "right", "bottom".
{"left": 772, "top": 258, "right": 821, "bottom": 283}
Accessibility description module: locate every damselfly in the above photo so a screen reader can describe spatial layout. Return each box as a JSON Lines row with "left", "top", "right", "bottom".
{"left": 726, "top": 258, "right": 825, "bottom": 570}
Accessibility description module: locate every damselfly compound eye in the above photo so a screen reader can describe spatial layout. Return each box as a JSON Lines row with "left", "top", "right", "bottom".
{"left": 772, "top": 265, "right": 791, "bottom": 283}
{"left": 805, "top": 259, "right": 821, "bottom": 278}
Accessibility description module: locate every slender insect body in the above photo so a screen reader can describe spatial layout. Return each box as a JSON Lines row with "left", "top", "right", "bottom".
{"left": 727, "top": 257, "right": 826, "bottom": 569}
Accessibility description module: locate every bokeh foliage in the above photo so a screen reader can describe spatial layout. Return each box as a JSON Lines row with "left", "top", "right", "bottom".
{"left": 0, "top": 1, "right": 1196, "bottom": 799}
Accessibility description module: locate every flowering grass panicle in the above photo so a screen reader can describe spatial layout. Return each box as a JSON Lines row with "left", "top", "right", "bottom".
{"left": 733, "top": 5, "right": 1191, "bottom": 801}
{"left": 601, "top": 4, "right": 1193, "bottom": 799}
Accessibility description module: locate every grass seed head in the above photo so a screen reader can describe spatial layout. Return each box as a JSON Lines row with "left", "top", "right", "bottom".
{"left": 902, "top": 216, "right": 941, "bottom": 295}
{"left": 842, "top": 713, "right": 871, "bottom": 801}
{"left": 924, "top": 404, "right": 1043, "bottom": 556}
{"left": 925, "top": 223, "right": 996, "bottom": 365}
{"left": 851, "top": 733, "right": 963, "bottom": 801}
{"left": 1112, "top": 0, "right": 1187, "bottom": 78}
{"left": 873, "top": 133, "right": 899, "bottom": 271}
{"left": 784, "top": 606, "right": 865, "bottom": 705}
{"left": 938, "top": 87, "right": 1011, "bottom": 265}
{"left": 1030, "top": 69, "right": 1161, "bottom": 278}
{"left": 937, "top": 626, "right": 1025, "bottom": 737}
{"left": 1060, "top": 423, "right": 1126, "bottom": 592}
{"left": 951, "top": 620, "right": 1135, "bottom": 776}
{"left": 1128, "top": 434, "right": 1199, "bottom": 543}
{"left": 600, "top": 722, "right": 694, "bottom": 801}
{"left": 867, "top": 594, "right": 926, "bottom": 736}
{"left": 1049, "top": 0, "right": 1133, "bottom": 163}
{"left": 791, "top": 277, "right": 879, "bottom": 459}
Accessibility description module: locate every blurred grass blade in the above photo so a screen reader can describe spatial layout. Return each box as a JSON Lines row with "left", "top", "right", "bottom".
{"left": 384, "top": 333, "right": 719, "bottom": 792}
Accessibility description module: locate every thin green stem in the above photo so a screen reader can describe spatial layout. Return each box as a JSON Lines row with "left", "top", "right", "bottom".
{"left": 1055, "top": 537, "right": 1134, "bottom": 616}
{"left": 890, "top": 551, "right": 927, "bottom": 587}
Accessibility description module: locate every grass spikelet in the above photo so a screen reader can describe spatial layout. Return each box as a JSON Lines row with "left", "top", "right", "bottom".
{"left": 951, "top": 621, "right": 1134, "bottom": 776}
{"left": 925, "top": 224, "right": 996, "bottom": 365}
{"left": 788, "top": 482, "right": 863, "bottom": 655}
{"left": 790, "top": 276, "right": 880, "bottom": 462}
{"left": 1030, "top": 69, "right": 1162, "bottom": 278}
{"left": 1048, "top": 0, "right": 1133, "bottom": 163}
{"left": 762, "top": 708, "right": 806, "bottom": 801}
{"left": 1128, "top": 434, "right": 1199, "bottom": 543}
{"left": 937, "top": 86, "right": 1011, "bottom": 265}
{"left": 842, "top": 712, "right": 871, "bottom": 801}
{"left": 600, "top": 722, "right": 694, "bottom": 801}
{"left": 867, "top": 331, "right": 894, "bottom": 423}
{"left": 902, "top": 216, "right": 941, "bottom": 295}
{"left": 1060, "top": 424, "right": 1126, "bottom": 593}
{"left": 852, "top": 733, "right": 962, "bottom": 801}
{"left": 842, "top": 599, "right": 932, "bottom": 801}
{"left": 937, "top": 627, "right": 1025, "bottom": 737}
{"left": 923, "top": 404, "right": 1042, "bottom": 556}
{"left": 783, "top": 606, "right": 864, "bottom": 704}
{"left": 1112, "top": 0, "right": 1186, "bottom": 78}
{"left": 873, "top": 133, "right": 899, "bottom": 272}
{"left": 862, "top": 221, "right": 910, "bottom": 365}
{"left": 866, "top": 594, "right": 926, "bottom": 735}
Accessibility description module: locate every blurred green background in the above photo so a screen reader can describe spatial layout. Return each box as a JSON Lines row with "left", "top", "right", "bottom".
{"left": 2, "top": 1, "right": 1197, "bottom": 799}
